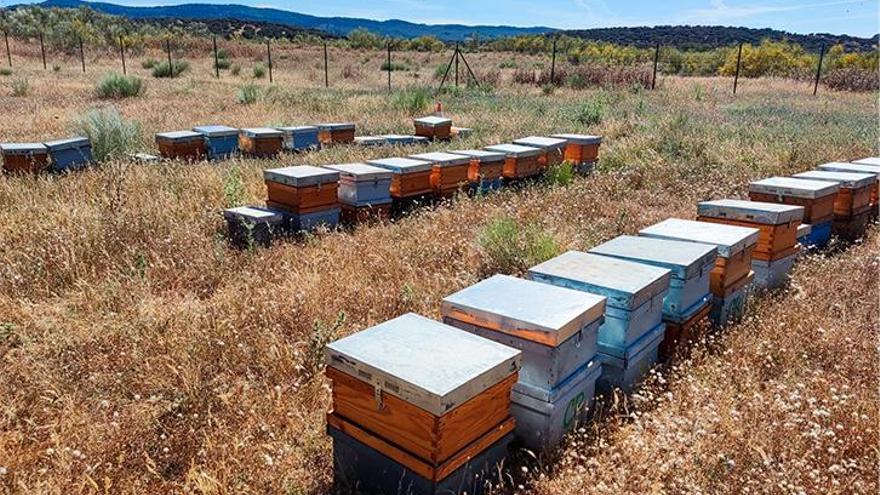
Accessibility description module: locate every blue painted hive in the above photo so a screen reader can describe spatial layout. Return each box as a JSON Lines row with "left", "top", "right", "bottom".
{"left": 596, "top": 322, "right": 665, "bottom": 393}
{"left": 192, "top": 125, "right": 239, "bottom": 159}
{"left": 276, "top": 126, "right": 320, "bottom": 152}
{"left": 44, "top": 137, "right": 91, "bottom": 172}
{"left": 323, "top": 162, "right": 392, "bottom": 207}
{"left": 589, "top": 235, "right": 717, "bottom": 324}
{"left": 528, "top": 251, "right": 671, "bottom": 360}
{"left": 382, "top": 134, "right": 416, "bottom": 145}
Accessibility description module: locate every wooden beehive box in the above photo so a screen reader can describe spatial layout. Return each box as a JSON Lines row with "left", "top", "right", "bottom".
{"left": 484, "top": 144, "right": 543, "bottom": 179}
{"left": 192, "top": 125, "right": 239, "bottom": 160}
{"left": 318, "top": 123, "right": 356, "bottom": 144}
{"left": 239, "top": 128, "right": 284, "bottom": 157}
{"left": 276, "top": 126, "right": 320, "bottom": 152}
{"left": 323, "top": 162, "right": 393, "bottom": 207}
{"left": 44, "top": 137, "right": 92, "bottom": 172}
{"left": 697, "top": 199, "right": 804, "bottom": 262}
{"left": 793, "top": 170, "right": 875, "bottom": 219}
{"left": 749, "top": 176, "right": 839, "bottom": 225}
{"left": 222, "top": 205, "right": 284, "bottom": 248}
{"left": 589, "top": 235, "right": 717, "bottom": 323}
{"left": 449, "top": 149, "right": 506, "bottom": 187}
{"left": 660, "top": 302, "right": 711, "bottom": 360}
{"left": 381, "top": 134, "right": 416, "bottom": 146}
{"left": 0, "top": 142, "right": 50, "bottom": 174}
{"left": 818, "top": 162, "right": 880, "bottom": 208}
{"left": 528, "top": 251, "right": 671, "bottom": 359}
{"left": 339, "top": 201, "right": 392, "bottom": 224}
{"left": 409, "top": 152, "right": 471, "bottom": 197}
{"left": 366, "top": 157, "right": 434, "bottom": 198}
{"left": 551, "top": 133, "right": 602, "bottom": 164}
{"left": 325, "top": 313, "right": 521, "bottom": 466}
{"left": 513, "top": 136, "right": 567, "bottom": 169}
{"left": 639, "top": 218, "right": 760, "bottom": 297}
{"left": 264, "top": 166, "right": 339, "bottom": 214}
{"left": 155, "top": 131, "right": 206, "bottom": 161}
{"left": 353, "top": 136, "right": 386, "bottom": 147}
{"left": 414, "top": 116, "right": 453, "bottom": 140}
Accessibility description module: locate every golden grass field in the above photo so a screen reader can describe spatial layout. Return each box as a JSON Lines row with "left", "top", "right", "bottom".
{"left": 0, "top": 44, "right": 878, "bottom": 494}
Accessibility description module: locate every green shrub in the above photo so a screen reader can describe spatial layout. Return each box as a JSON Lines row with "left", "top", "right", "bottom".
{"left": 141, "top": 58, "right": 157, "bottom": 69}
{"left": 545, "top": 161, "right": 575, "bottom": 186}
{"left": 477, "top": 216, "right": 560, "bottom": 275}
{"left": 574, "top": 99, "right": 604, "bottom": 126}
{"left": 52, "top": 64, "right": 61, "bottom": 73}
{"left": 222, "top": 165, "right": 245, "bottom": 208}
{"left": 216, "top": 48, "right": 231, "bottom": 60}
{"left": 542, "top": 83, "right": 555, "bottom": 95}
{"left": 252, "top": 63, "right": 266, "bottom": 79}
{"left": 381, "top": 61, "right": 408, "bottom": 71}
{"left": 11, "top": 78, "right": 29, "bottom": 97}
{"left": 499, "top": 60, "right": 518, "bottom": 69}
{"left": 96, "top": 73, "right": 144, "bottom": 99}
{"left": 236, "top": 84, "right": 260, "bottom": 104}
{"left": 391, "top": 86, "right": 432, "bottom": 114}
{"left": 73, "top": 107, "right": 142, "bottom": 162}
{"left": 0, "top": 67, "right": 12, "bottom": 76}
{"left": 230, "top": 64, "right": 241, "bottom": 76}
{"left": 214, "top": 58, "right": 231, "bottom": 70}
{"left": 433, "top": 63, "right": 450, "bottom": 80}
{"left": 151, "top": 60, "right": 189, "bottom": 78}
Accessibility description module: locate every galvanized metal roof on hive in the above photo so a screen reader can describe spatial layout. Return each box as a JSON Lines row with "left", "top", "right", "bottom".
{"left": 818, "top": 162, "right": 880, "bottom": 178}
{"left": 43, "top": 137, "right": 89, "bottom": 151}
{"left": 408, "top": 152, "right": 470, "bottom": 167}
{"left": 793, "top": 170, "right": 876, "bottom": 189}
{"left": 241, "top": 127, "right": 284, "bottom": 137}
{"left": 264, "top": 165, "right": 339, "bottom": 187}
{"left": 698, "top": 199, "right": 804, "bottom": 225}
{"left": 512, "top": 136, "right": 567, "bottom": 150}
{"left": 588, "top": 235, "right": 717, "bottom": 280}
{"left": 413, "top": 116, "right": 452, "bottom": 127}
{"left": 193, "top": 125, "right": 238, "bottom": 137}
{"left": 155, "top": 130, "right": 203, "bottom": 141}
{"left": 449, "top": 149, "right": 506, "bottom": 161}
{"left": 323, "top": 163, "right": 393, "bottom": 181}
{"left": 367, "top": 157, "right": 433, "bottom": 173}
{"left": 550, "top": 133, "right": 603, "bottom": 145}
{"left": 638, "top": 218, "right": 760, "bottom": 258}
{"left": 853, "top": 157, "right": 880, "bottom": 167}
{"left": 484, "top": 144, "right": 542, "bottom": 158}
{"left": 749, "top": 177, "right": 840, "bottom": 199}
{"left": 325, "top": 313, "right": 522, "bottom": 416}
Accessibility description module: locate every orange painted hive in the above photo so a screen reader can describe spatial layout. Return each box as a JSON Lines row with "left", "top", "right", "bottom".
{"left": 449, "top": 149, "right": 506, "bottom": 184}
{"left": 318, "top": 123, "right": 356, "bottom": 144}
{"left": 414, "top": 116, "right": 453, "bottom": 140}
{"left": 513, "top": 136, "right": 567, "bottom": 169}
{"left": 697, "top": 199, "right": 804, "bottom": 262}
{"left": 339, "top": 202, "right": 391, "bottom": 224}
{"left": 748, "top": 176, "right": 840, "bottom": 225}
{"left": 551, "top": 133, "right": 603, "bottom": 164}
{"left": 366, "top": 157, "right": 434, "bottom": 199}
{"left": 793, "top": 170, "right": 875, "bottom": 219}
{"left": 659, "top": 302, "right": 711, "bottom": 360}
{"left": 484, "top": 144, "right": 543, "bottom": 179}
{"left": 0, "top": 143, "right": 50, "bottom": 173}
{"left": 155, "top": 131, "right": 206, "bottom": 161}
{"left": 409, "top": 151, "right": 472, "bottom": 197}
{"left": 239, "top": 128, "right": 284, "bottom": 157}
{"left": 817, "top": 162, "right": 880, "bottom": 209}
{"left": 264, "top": 165, "right": 339, "bottom": 214}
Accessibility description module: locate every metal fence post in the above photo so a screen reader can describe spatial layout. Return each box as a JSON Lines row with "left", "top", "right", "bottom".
{"left": 119, "top": 36, "right": 126, "bottom": 75}
{"left": 387, "top": 42, "right": 392, "bottom": 93}
{"left": 550, "top": 36, "right": 557, "bottom": 85}
{"left": 166, "top": 39, "right": 173, "bottom": 77}
{"left": 733, "top": 42, "right": 743, "bottom": 94}
{"left": 813, "top": 44, "right": 826, "bottom": 96}
{"left": 266, "top": 39, "right": 273, "bottom": 83}
{"left": 40, "top": 33, "right": 47, "bottom": 70}
{"left": 213, "top": 35, "right": 220, "bottom": 78}
{"left": 323, "top": 41, "right": 329, "bottom": 88}
{"left": 79, "top": 36, "right": 86, "bottom": 73}
{"left": 454, "top": 43, "right": 459, "bottom": 87}
{"left": 4, "top": 31, "right": 10, "bottom": 67}
{"left": 651, "top": 43, "right": 660, "bottom": 89}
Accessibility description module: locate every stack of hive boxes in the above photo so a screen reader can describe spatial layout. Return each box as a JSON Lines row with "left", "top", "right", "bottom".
{"left": 44, "top": 137, "right": 92, "bottom": 172}
{"left": 589, "top": 236, "right": 717, "bottom": 359}
{"left": 0, "top": 143, "right": 50, "bottom": 173}
{"left": 793, "top": 170, "right": 875, "bottom": 241}
{"left": 325, "top": 313, "right": 521, "bottom": 495}
{"left": 441, "top": 275, "right": 606, "bottom": 451}
{"left": 221, "top": 206, "right": 284, "bottom": 248}
{"left": 414, "top": 116, "right": 453, "bottom": 141}
{"left": 639, "top": 219, "right": 759, "bottom": 326}
{"left": 697, "top": 200, "right": 804, "bottom": 290}
{"left": 450, "top": 149, "right": 506, "bottom": 192}
{"left": 749, "top": 177, "right": 839, "bottom": 249}
{"left": 155, "top": 130, "right": 206, "bottom": 161}
{"left": 323, "top": 163, "right": 393, "bottom": 223}
{"left": 818, "top": 162, "right": 879, "bottom": 219}
{"left": 551, "top": 134, "right": 603, "bottom": 175}
{"left": 512, "top": 136, "right": 567, "bottom": 171}
{"left": 277, "top": 126, "right": 321, "bottom": 152}
{"left": 193, "top": 125, "right": 239, "bottom": 160}
{"left": 528, "top": 252, "right": 671, "bottom": 392}
{"left": 484, "top": 144, "right": 543, "bottom": 180}
{"left": 239, "top": 128, "right": 284, "bottom": 158}
{"left": 409, "top": 152, "right": 472, "bottom": 198}
{"left": 318, "top": 123, "right": 356, "bottom": 145}
{"left": 264, "top": 166, "right": 340, "bottom": 232}
{"left": 367, "top": 157, "right": 434, "bottom": 202}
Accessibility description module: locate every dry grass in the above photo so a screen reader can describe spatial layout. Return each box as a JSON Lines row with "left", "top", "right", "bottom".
{"left": 0, "top": 47, "right": 877, "bottom": 494}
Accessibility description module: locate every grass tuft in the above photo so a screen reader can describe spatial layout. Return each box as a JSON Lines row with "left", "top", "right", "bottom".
{"left": 151, "top": 60, "right": 189, "bottom": 78}
{"left": 96, "top": 73, "right": 144, "bottom": 99}
{"left": 477, "top": 216, "right": 560, "bottom": 275}
{"left": 72, "top": 106, "right": 142, "bottom": 161}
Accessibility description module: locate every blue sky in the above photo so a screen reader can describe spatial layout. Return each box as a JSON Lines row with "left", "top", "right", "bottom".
{"left": 7, "top": 0, "right": 880, "bottom": 36}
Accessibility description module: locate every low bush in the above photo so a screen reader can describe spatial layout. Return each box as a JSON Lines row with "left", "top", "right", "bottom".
{"left": 391, "top": 86, "right": 432, "bottom": 114}
{"left": 823, "top": 68, "right": 880, "bottom": 92}
{"left": 96, "top": 73, "right": 144, "bottom": 99}
{"left": 230, "top": 64, "right": 241, "bottom": 76}
{"left": 140, "top": 58, "right": 157, "bottom": 69}
{"left": 0, "top": 67, "right": 12, "bottom": 76}
{"left": 73, "top": 107, "right": 142, "bottom": 162}
{"left": 151, "top": 60, "right": 189, "bottom": 78}
{"left": 236, "top": 84, "right": 260, "bottom": 104}
{"left": 214, "top": 58, "right": 231, "bottom": 70}
{"left": 545, "top": 161, "right": 575, "bottom": 186}
{"left": 252, "top": 63, "right": 266, "bottom": 79}
{"left": 381, "top": 61, "right": 408, "bottom": 71}
{"left": 537, "top": 67, "right": 568, "bottom": 86}
{"left": 574, "top": 99, "right": 605, "bottom": 126}
{"left": 477, "top": 216, "right": 560, "bottom": 275}
{"left": 11, "top": 77, "right": 29, "bottom": 97}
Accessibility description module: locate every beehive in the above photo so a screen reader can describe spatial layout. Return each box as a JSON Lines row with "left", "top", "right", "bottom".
{"left": 339, "top": 201, "right": 392, "bottom": 224}
{"left": 192, "top": 125, "right": 239, "bottom": 160}
{"left": 354, "top": 136, "right": 386, "bottom": 147}
{"left": 598, "top": 322, "right": 665, "bottom": 393}
{"left": 796, "top": 223, "right": 812, "bottom": 247}
{"left": 484, "top": 144, "right": 543, "bottom": 179}
{"left": 588, "top": 235, "right": 717, "bottom": 323}
{"left": 325, "top": 313, "right": 520, "bottom": 488}
{"left": 264, "top": 166, "right": 340, "bottom": 214}
{"left": 382, "top": 134, "right": 416, "bottom": 146}
{"left": 818, "top": 162, "right": 880, "bottom": 210}
{"left": 752, "top": 251, "right": 798, "bottom": 290}
{"left": 409, "top": 152, "right": 472, "bottom": 197}
{"left": 697, "top": 199, "right": 804, "bottom": 263}
{"left": 441, "top": 275, "right": 605, "bottom": 450}
{"left": 551, "top": 133, "right": 602, "bottom": 166}
{"left": 449, "top": 149, "right": 506, "bottom": 192}
{"left": 659, "top": 301, "right": 711, "bottom": 359}
{"left": 155, "top": 131, "right": 206, "bottom": 161}
{"left": 451, "top": 127, "right": 473, "bottom": 139}
{"left": 366, "top": 157, "right": 434, "bottom": 199}
{"left": 414, "top": 116, "right": 453, "bottom": 140}
{"left": 639, "top": 218, "right": 759, "bottom": 299}
{"left": 528, "top": 251, "right": 670, "bottom": 393}
{"left": 323, "top": 163, "right": 392, "bottom": 207}
{"left": 222, "top": 205, "right": 284, "bottom": 248}
{"left": 318, "top": 123, "right": 356, "bottom": 144}
{"left": 792, "top": 170, "right": 875, "bottom": 220}
{"left": 512, "top": 136, "right": 567, "bottom": 169}
{"left": 853, "top": 157, "right": 880, "bottom": 167}
{"left": 0, "top": 143, "right": 50, "bottom": 174}
{"left": 748, "top": 176, "right": 839, "bottom": 225}
{"left": 44, "top": 137, "right": 91, "bottom": 172}
{"left": 239, "top": 128, "right": 284, "bottom": 158}
{"left": 710, "top": 271, "right": 754, "bottom": 326}
{"left": 276, "top": 126, "right": 320, "bottom": 152}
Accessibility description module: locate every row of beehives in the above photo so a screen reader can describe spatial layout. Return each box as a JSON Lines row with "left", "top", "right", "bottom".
{"left": 0, "top": 116, "right": 467, "bottom": 173}
{"left": 320, "top": 156, "right": 880, "bottom": 495}
{"left": 222, "top": 133, "right": 603, "bottom": 247}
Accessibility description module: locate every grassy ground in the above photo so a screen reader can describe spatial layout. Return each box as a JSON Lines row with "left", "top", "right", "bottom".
{"left": 0, "top": 48, "right": 877, "bottom": 493}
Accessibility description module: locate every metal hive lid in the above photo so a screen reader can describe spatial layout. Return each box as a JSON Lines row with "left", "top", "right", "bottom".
{"left": 408, "top": 152, "right": 470, "bottom": 167}
{"left": 325, "top": 313, "right": 521, "bottom": 416}
{"left": 818, "top": 162, "right": 880, "bottom": 178}
{"left": 155, "top": 130, "right": 203, "bottom": 141}
{"left": 381, "top": 134, "right": 414, "bottom": 142}
{"left": 551, "top": 133, "right": 602, "bottom": 145}
{"left": 354, "top": 136, "right": 386, "bottom": 146}
{"left": 367, "top": 157, "right": 433, "bottom": 173}
{"left": 528, "top": 251, "right": 671, "bottom": 310}
{"left": 793, "top": 170, "right": 876, "bottom": 189}
{"left": 449, "top": 149, "right": 506, "bottom": 162}
{"left": 319, "top": 122, "right": 356, "bottom": 131}
{"left": 589, "top": 235, "right": 717, "bottom": 281}
{"left": 797, "top": 223, "right": 812, "bottom": 237}
{"left": 698, "top": 199, "right": 804, "bottom": 225}
{"left": 43, "top": 136, "right": 90, "bottom": 151}
{"left": 749, "top": 177, "right": 839, "bottom": 199}
{"left": 484, "top": 143, "right": 542, "bottom": 158}
{"left": 414, "top": 116, "right": 452, "bottom": 126}
{"left": 0, "top": 142, "right": 48, "bottom": 153}
{"left": 276, "top": 125, "right": 318, "bottom": 133}
{"left": 853, "top": 157, "right": 880, "bottom": 167}
{"left": 512, "top": 136, "right": 567, "bottom": 150}
{"left": 192, "top": 125, "right": 238, "bottom": 137}
{"left": 441, "top": 274, "right": 606, "bottom": 347}
{"left": 638, "top": 218, "right": 760, "bottom": 258}
{"left": 242, "top": 127, "right": 283, "bottom": 137}
{"left": 264, "top": 165, "right": 339, "bottom": 187}
{"left": 222, "top": 205, "right": 284, "bottom": 223}
{"left": 323, "top": 162, "right": 393, "bottom": 181}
